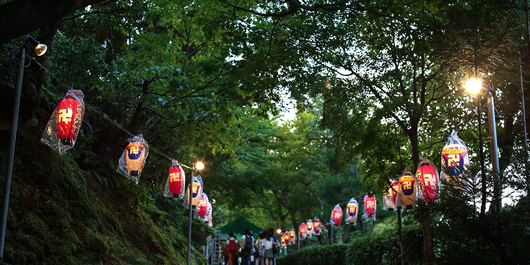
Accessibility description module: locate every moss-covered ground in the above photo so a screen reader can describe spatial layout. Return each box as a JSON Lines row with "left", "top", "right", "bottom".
{"left": 0, "top": 127, "right": 209, "bottom": 265}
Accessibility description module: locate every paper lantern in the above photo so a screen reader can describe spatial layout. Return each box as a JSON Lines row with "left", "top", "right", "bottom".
{"left": 117, "top": 134, "right": 149, "bottom": 183}
{"left": 345, "top": 198, "right": 359, "bottom": 225}
{"left": 41, "top": 89, "right": 85, "bottom": 155}
{"left": 125, "top": 142, "right": 147, "bottom": 176}
{"left": 283, "top": 233, "right": 290, "bottom": 245}
{"left": 313, "top": 219, "right": 321, "bottom": 234}
{"left": 207, "top": 201, "right": 212, "bottom": 222}
{"left": 164, "top": 161, "right": 186, "bottom": 199}
{"left": 391, "top": 180, "right": 402, "bottom": 208}
{"left": 289, "top": 229, "right": 296, "bottom": 244}
{"left": 57, "top": 97, "right": 83, "bottom": 146}
{"left": 399, "top": 171, "right": 416, "bottom": 208}
{"left": 416, "top": 158, "right": 440, "bottom": 202}
{"left": 186, "top": 175, "right": 203, "bottom": 208}
{"left": 441, "top": 130, "right": 469, "bottom": 190}
{"left": 383, "top": 186, "right": 395, "bottom": 211}
{"left": 363, "top": 195, "right": 376, "bottom": 221}
{"left": 306, "top": 219, "right": 313, "bottom": 236}
{"left": 281, "top": 236, "right": 286, "bottom": 247}
{"left": 331, "top": 204, "right": 343, "bottom": 226}
{"left": 299, "top": 223, "right": 307, "bottom": 240}
{"left": 197, "top": 192, "right": 209, "bottom": 216}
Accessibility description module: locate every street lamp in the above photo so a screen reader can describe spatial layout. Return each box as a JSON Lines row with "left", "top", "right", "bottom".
{"left": 465, "top": 77, "right": 502, "bottom": 212}
{"left": 188, "top": 161, "right": 204, "bottom": 265}
{"left": 0, "top": 35, "right": 47, "bottom": 262}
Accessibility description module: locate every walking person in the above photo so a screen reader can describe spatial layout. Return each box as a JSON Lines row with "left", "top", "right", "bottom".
{"left": 268, "top": 228, "right": 279, "bottom": 265}
{"left": 241, "top": 228, "right": 254, "bottom": 265}
{"left": 263, "top": 230, "right": 274, "bottom": 265}
{"left": 257, "top": 232, "right": 265, "bottom": 265}
{"left": 225, "top": 233, "right": 239, "bottom": 265}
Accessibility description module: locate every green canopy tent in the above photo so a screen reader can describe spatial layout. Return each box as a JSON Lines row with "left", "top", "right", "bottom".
{"left": 218, "top": 217, "right": 263, "bottom": 239}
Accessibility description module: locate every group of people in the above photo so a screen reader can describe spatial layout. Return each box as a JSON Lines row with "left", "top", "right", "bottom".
{"left": 222, "top": 228, "right": 282, "bottom": 265}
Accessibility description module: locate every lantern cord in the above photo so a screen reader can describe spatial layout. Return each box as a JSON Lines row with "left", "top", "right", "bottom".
{"left": 31, "top": 57, "right": 193, "bottom": 170}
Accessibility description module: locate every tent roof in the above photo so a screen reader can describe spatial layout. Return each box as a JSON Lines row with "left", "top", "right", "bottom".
{"left": 218, "top": 217, "right": 263, "bottom": 237}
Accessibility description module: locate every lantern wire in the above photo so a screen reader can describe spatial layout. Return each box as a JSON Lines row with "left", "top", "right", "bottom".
{"left": 31, "top": 57, "right": 193, "bottom": 170}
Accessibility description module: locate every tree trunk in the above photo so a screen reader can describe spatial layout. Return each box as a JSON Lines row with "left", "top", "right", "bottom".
{"left": 410, "top": 119, "right": 435, "bottom": 265}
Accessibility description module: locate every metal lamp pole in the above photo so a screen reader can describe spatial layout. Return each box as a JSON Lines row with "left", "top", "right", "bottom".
{"left": 0, "top": 46, "right": 25, "bottom": 263}
{"left": 486, "top": 85, "right": 501, "bottom": 212}
{"left": 187, "top": 166, "right": 195, "bottom": 265}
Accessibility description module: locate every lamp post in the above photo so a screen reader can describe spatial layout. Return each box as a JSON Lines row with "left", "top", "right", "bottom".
{"left": 0, "top": 36, "right": 47, "bottom": 262}
{"left": 188, "top": 162, "right": 204, "bottom": 265}
{"left": 465, "top": 77, "right": 501, "bottom": 212}
{"left": 465, "top": 77, "right": 487, "bottom": 215}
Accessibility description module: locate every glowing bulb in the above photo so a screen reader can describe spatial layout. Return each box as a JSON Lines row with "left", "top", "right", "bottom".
{"left": 35, "top": 43, "right": 47, "bottom": 56}
{"left": 277, "top": 228, "right": 282, "bottom": 234}
{"left": 465, "top": 77, "right": 482, "bottom": 95}
{"left": 196, "top": 162, "right": 204, "bottom": 170}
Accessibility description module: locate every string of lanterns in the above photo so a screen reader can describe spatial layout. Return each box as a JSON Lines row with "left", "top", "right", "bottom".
{"left": 294, "top": 131, "right": 468, "bottom": 243}
{"left": 38, "top": 86, "right": 213, "bottom": 226}
{"left": 35, "top": 61, "right": 471, "bottom": 238}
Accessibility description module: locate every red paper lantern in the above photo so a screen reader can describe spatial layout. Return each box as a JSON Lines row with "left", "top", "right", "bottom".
{"left": 168, "top": 165, "right": 185, "bottom": 197}
{"left": 198, "top": 193, "right": 208, "bottom": 216}
{"left": 289, "top": 229, "right": 295, "bottom": 244}
{"left": 299, "top": 223, "right": 307, "bottom": 238}
{"left": 125, "top": 142, "right": 147, "bottom": 177}
{"left": 364, "top": 196, "right": 376, "bottom": 216}
{"left": 392, "top": 180, "right": 401, "bottom": 206}
{"left": 331, "top": 204, "right": 343, "bottom": 226}
{"left": 313, "top": 219, "right": 320, "bottom": 233}
{"left": 416, "top": 159, "right": 440, "bottom": 201}
{"left": 57, "top": 97, "right": 83, "bottom": 146}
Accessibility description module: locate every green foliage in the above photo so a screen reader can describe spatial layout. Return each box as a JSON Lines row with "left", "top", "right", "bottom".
{"left": 278, "top": 244, "right": 348, "bottom": 265}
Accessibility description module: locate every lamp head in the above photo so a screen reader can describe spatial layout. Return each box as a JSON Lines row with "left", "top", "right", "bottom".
{"left": 465, "top": 77, "right": 482, "bottom": 95}
{"left": 277, "top": 228, "right": 282, "bottom": 234}
{"left": 26, "top": 36, "right": 47, "bottom": 56}
{"left": 196, "top": 162, "right": 204, "bottom": 170}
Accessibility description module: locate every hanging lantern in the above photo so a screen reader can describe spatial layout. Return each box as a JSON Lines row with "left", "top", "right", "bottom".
{"left": 331, "top": 204, "right": 343, "bottom": 226}
{"left": 392, "top": 180, "right": 402, "bottom": 209}
{"left": 289, "top": 229, "right": 296, "bottom": 244}
{"left": 186, "top": 175, "right": 203, "bottom": 208}
{"left": 363, "top": 195, "right": 377, "bottom": 221}
{"left": 197, "top": 192, "right": 209, "bottom": 216}
{"left": 306, "top": 219, "right": 313, "bottom": 237}
{"left": 383, "top": 186, "right": 395, "bottom": 211}
{"left": 164, "top": 161, "right": 186, "bottom": 199}
{"left": 313, "top": 219, "right": 321, "bottom": 235}
{"left": 283, "top": 233, "right": 290, "bottom": 245}
{"left": 399, "top": 170, "right": 417, "bottom": 208}
{"left": 117, "top": 134, "right": 149, "bottom": 183}
{"left": 416, "top": 158, "right": 440, "bottom": 202}
{"left": 41, "top": 89, "right": 85, "bottom": 155}
{"left": 207, "top": 201, "right": 212, "bottom": 222}
{"left": 57, "top": 97, "right": 83, "bottom": 146}
{"left": 345, "top": 198, "right": 359, "bottom": 225}
{"left": 299, "top": 223, "right": 307, "bottom": 239}
{"left": 441, "top": 130, "right": 469, "bottom": 191}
